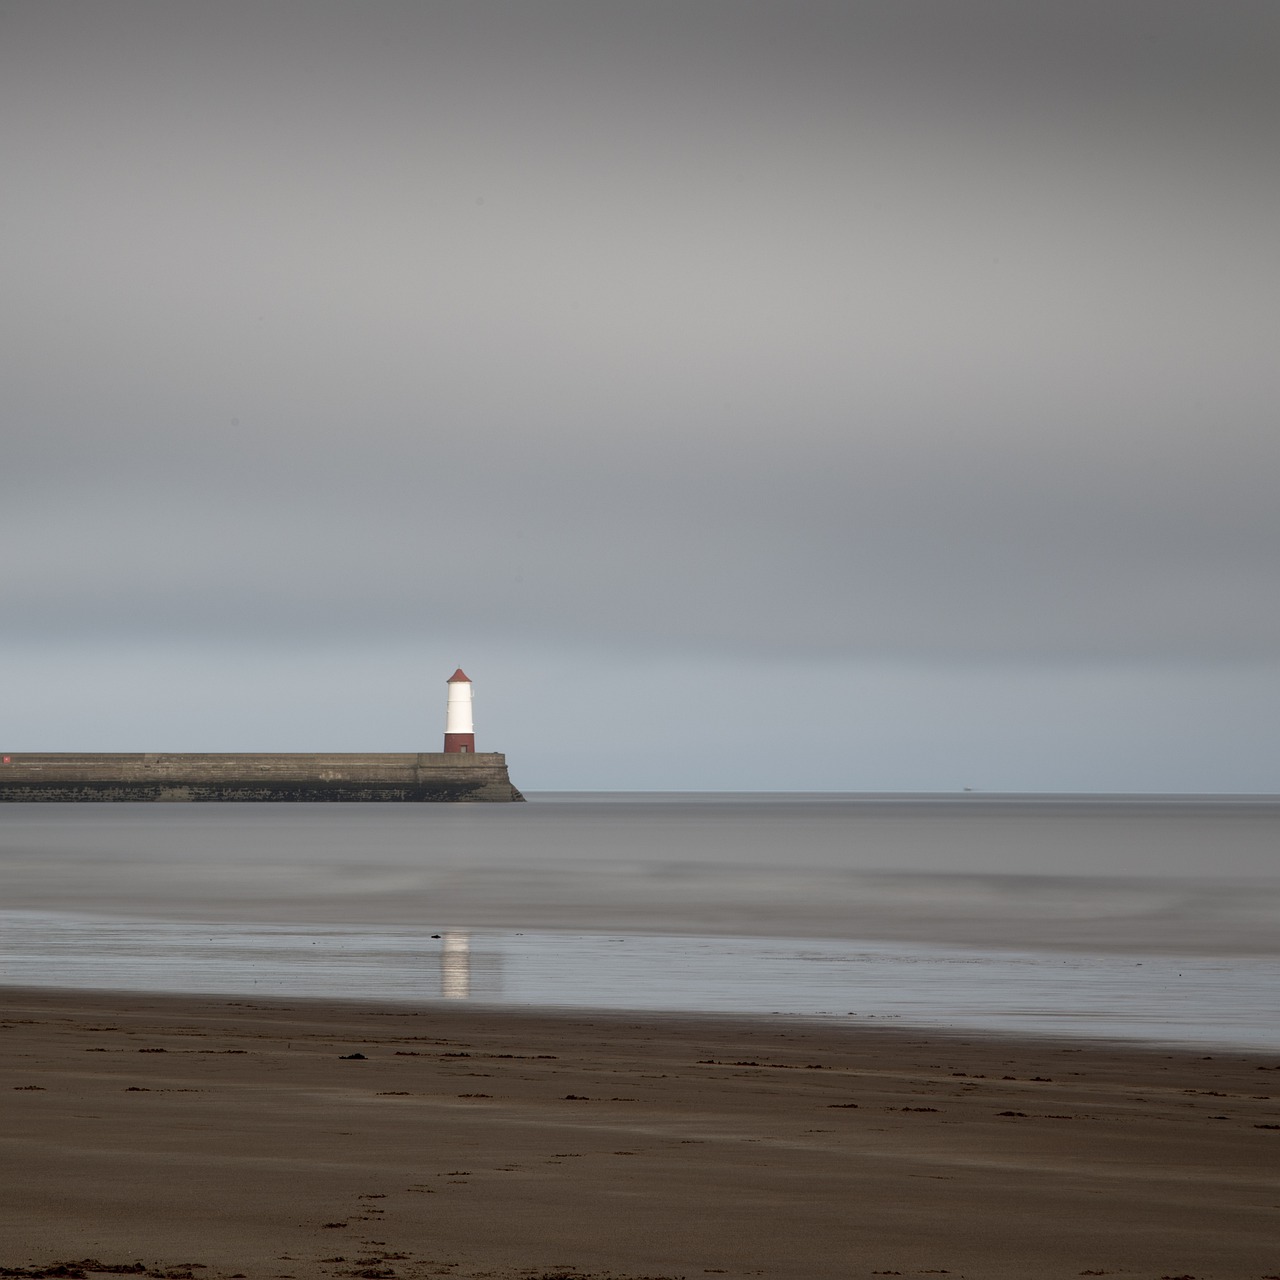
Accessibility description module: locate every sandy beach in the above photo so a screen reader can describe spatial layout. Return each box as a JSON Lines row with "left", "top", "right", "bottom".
{"left": 2, "top": 988, "right": 1278, "bottom": 1280}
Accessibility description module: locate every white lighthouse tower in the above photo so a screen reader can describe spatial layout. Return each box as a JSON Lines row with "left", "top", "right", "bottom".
{"left": 444, "top": 668, "right": 476, "bottom": 754}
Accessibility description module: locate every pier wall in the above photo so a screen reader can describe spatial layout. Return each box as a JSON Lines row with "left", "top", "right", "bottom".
{"left": 0, "top": 753, "right": 524, "bottom": 802}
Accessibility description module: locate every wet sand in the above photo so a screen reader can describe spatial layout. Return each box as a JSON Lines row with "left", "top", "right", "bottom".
{"left": 2, "top": 988, "right": 1279, "bottom": 1280}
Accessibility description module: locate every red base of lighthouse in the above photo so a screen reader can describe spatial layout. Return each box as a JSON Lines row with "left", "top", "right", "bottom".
{"left": 444, "top": 734, "right": 476, "bottom": 754}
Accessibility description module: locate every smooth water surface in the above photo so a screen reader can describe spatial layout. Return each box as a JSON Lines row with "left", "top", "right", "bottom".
{"left": 2, "top": 795, "right": 1279, "bottom": 1047}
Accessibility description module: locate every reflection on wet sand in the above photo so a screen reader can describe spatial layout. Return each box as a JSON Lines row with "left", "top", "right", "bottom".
{"left": 0, "top": 911, "right": 1274, "bottom": 1048}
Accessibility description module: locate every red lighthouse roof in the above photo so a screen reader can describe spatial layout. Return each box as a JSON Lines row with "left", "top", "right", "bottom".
{"left": 447, "top": 668, "right": 471, "bottom": 683}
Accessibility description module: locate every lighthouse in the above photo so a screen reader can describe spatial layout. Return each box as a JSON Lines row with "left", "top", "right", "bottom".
{"left": 444, "top": 668, "right": 476, "bottom": 753}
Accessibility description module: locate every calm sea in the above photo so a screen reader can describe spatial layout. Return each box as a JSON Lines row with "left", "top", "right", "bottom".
{"left": 3, "top": 794, "right": 1278, "bottom": 1048}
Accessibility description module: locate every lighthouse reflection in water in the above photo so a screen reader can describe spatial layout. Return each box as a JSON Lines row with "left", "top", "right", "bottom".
{"left": 437, "top": 930, "right": 502, "bottom": 1001}
{"left": 440, "top": 931, "right": 468, "bottom": 999}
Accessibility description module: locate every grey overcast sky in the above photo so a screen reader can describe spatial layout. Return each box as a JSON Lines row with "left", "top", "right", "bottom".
{"left": 4, "top": 1, "right": 1279, "bottom": 791}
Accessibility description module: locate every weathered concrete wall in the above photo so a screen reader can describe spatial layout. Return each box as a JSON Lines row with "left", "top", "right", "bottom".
{"left": 0, "top": 753, "right": 524, "bottom": 802}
